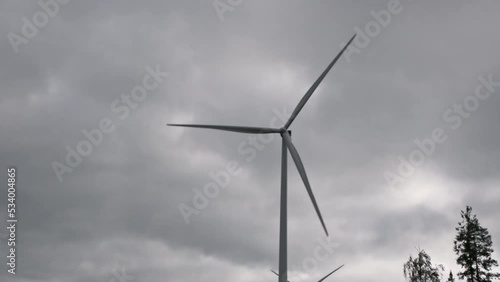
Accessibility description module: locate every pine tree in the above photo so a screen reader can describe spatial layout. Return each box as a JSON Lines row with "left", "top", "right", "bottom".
{"left": 454, "top": 206, "right": 500, "bottom": 282}
{"left": 404, "top": 247, "right": 444, "bottom": 282}
{"left": 447, "top": 271, "right": 455, "bottom": 282}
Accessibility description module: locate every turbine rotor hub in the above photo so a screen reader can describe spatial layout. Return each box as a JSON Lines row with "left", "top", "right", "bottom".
{"left": 279, "top": 127, "right": 291, "bottom": 136}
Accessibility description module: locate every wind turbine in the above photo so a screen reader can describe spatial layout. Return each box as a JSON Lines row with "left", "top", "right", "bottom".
{"left": 271, "top": 264, "right": 345, "bottom": 282}
{"left": 168, "top": 34, "right": 356, "bottom": 282}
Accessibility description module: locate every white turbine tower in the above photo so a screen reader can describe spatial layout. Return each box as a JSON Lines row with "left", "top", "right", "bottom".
{"left": 168, "top": 34, "right": 356, "bottom": 282}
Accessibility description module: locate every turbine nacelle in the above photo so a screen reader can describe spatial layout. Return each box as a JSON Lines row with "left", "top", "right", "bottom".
{"left": 271, "top": 264, "right": 345, "bottom": 282}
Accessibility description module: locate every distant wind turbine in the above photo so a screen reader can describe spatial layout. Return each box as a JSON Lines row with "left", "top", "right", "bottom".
{"left": 168, "top": 34, "right": 356, "bottom": 282}
{"left": 271, "top": 264, "right": 345, "bottom": 282}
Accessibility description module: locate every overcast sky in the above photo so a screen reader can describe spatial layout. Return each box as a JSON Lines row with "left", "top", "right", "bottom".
{"left": 1, "top": 0, "right": 500, "bottom": 281}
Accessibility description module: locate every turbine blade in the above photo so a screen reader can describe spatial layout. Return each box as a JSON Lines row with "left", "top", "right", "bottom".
{"left": 281, "top": 131, "right": 328, "bottom": 236}
{"left": 284, "top": 34, "right": 357, "bottom": 129}
{"left": 270, "top": 269, "right": 290, "bottom": 282}
{"left": 167, "top": 124, "right": 280, "bottom": 134}
{"left": 317, "top": 264, "right": 345, "bottom": 282}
